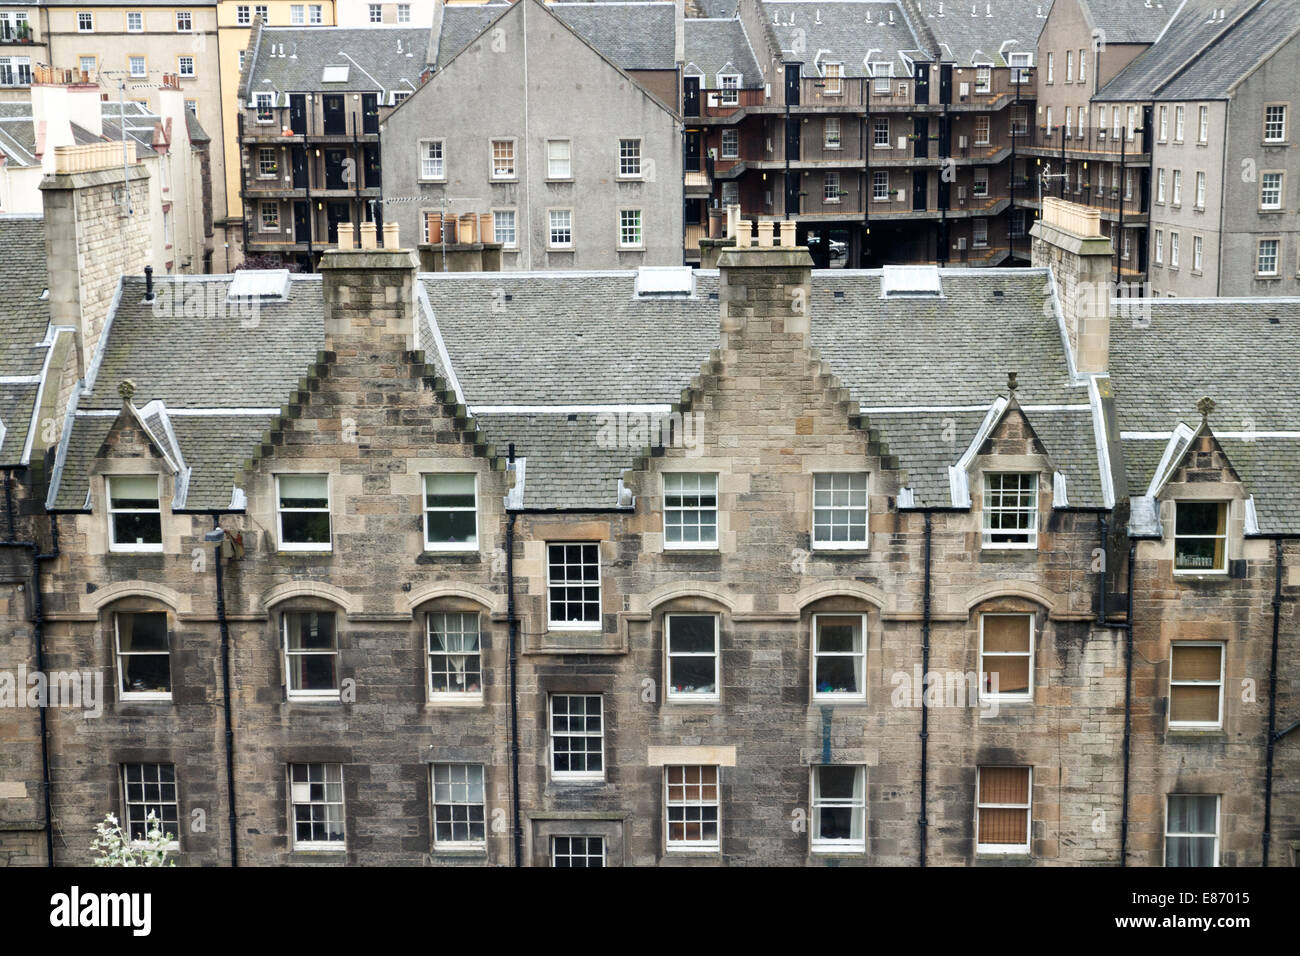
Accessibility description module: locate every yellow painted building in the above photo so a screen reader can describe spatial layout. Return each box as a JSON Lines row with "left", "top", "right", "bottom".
{"left": 215, "top": 0, "right": 334, "bottom": 249}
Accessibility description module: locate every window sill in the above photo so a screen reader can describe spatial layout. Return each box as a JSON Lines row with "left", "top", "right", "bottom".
{"left": 812, "top": 696, "right": 867, "bottom": 705}
{"left": 980, "top": 542, "right": 1038, "bottom": 551}
{"left": 1172, "top": 570, "right": 1228, "bottom": 578}
{"left": 547, "top": 625, "right": 602, "bottom": 635}
{"left": 277, "top": 546, "right": 333, "bottom": 554}
{"left": 665, "top": 695, "right": 721, "bottom": 705}
{"left": 1259, "top": 208, "right": 1284, "bottom": 215}
{"left": 1166, "top": 727, "right": 1226, "bottom": 739}
{"left": 119, "top": 695, "right": 173, "bottom": 704}
{"left": 665, "top": 845, "right": 721, "bottom": 855}
{"left": 810, "top": 545, "right": 870, "bottom": 554}
{"left": 616, "top": 175, "right": 646, "bottom": 182}
{"left": 424, "top": 544, "right": 479, "bottom": 554}
{"left": 432, "top": 845, "right": 487, "bottom": 857}
{"left": 975, "top": 847, "right": 1031, "bottom": 857}
{"left": 490, "top": 177, "right": 519, "bottom": 184}
{"left": 811, "top": 845, "right": 866, "bottom": 857}
{"left": 551, "top": 775, "right": 607, "bottom": 786}
{"left": 618, "top": 246, "right": 646, "bottom": 252}
{"left": 286, "top": 694, "right": 342, "bottom": 704}
{"left": 417, "top": 178, "right": 447, "bottom": 185}
{"left": 426, "top": 696, "right": 484, "bottom": 708}
{"left": 291, "top": 846, "right": 347, "bottom": 855}
{"left": 109, "top": 545, "right": 165, "bottom": 554}
{"left": 545, "top": 178, "right": 574, "bottom": 184}
{"left": 547, "top": 246, "right": 574, "bottom": 252}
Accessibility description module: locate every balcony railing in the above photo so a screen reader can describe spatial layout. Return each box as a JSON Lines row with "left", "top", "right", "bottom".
{"left": 1018, "top": 124, "right": 1150, "bottom": 157}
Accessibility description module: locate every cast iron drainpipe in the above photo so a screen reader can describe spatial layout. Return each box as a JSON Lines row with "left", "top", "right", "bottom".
{"left": 1263, "top": 537, "right": 1285, "bottom": 866}
{"left": 505, "top": 443, "right": 523, "bottom": 867}
{"left": 208, "top": 515, "right": 239, "bottom": 867}
{"left": 1118, "top": 538, "right": 1136, "bottom": 866}
{"left": 919, "top": 511, "right": 932, "bottom": 867}
{"left": 1, "top": 468, "right": 60, "bottom": 867}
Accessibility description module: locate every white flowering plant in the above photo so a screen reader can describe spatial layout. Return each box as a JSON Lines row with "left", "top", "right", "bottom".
{"left": 90, "top": 812, "right": 176, "bottom": 867}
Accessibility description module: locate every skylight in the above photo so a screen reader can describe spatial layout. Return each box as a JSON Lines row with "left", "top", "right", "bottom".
{"left": 881, "top": 265, "right": 942, "bottom": 297}
{"left": 321, "top": 65, "right": 349, "bottom": 82}
{"left": 228, "top": 269, "right": 291, "bottom": 301}
{"left": 635, "top": 266, "right": 695, "bottom": 297}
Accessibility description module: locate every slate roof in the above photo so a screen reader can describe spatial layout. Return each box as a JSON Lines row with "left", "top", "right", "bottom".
{"left": 694, "top": 0, "right": 740, "bottom": 15}
{"left": 918, "top": 0, "right": 1051, "bottom": 66}
{"left": 246, "top": 26, "right": 430, "bottom": 94}
{"left": 0, "top": 215, "right": 53, "bottom": 466}
{"left": 101, "top": 102, "right": 162, "bottom": 159}
{"left": 435, "top": 1, "right": 677, "bottom": 73}
{"left": 685, "top": 18, "right": 763, "bottom": 87}
{"left": 1076, "top": 0, "right": 1176, "bottom": 44}
{"left": 1094, "top": 0, "right": 1278, "bottom": 101}
{"left": 762, "top": 0, "right": 928, "bottom": 77}
{"left": 1110, "top": 298, "right": 1300, "bottom": 534}
{"left": 421, "top": 267, "right": 1107, "bottom": 509}
{"left": 0, "top": 103, "right": 101, "bottom": 169}
{"left": 550, "top": 2, "right": 678, "bottom": 71}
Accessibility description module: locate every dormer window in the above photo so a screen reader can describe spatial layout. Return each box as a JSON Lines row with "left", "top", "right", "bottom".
{"left": 1174, "top": 501, "right": 1227, "bottom": 573}
{"left": 108, "top": 475, "right": 163, "bottom": 552}
{"left": 981, "top": 473, "right": 1038, "bottom": 548}
{"left": 277, "top": 474, "right": 331, "bottom": 552}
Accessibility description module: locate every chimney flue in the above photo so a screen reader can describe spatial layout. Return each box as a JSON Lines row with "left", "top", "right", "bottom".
{"left": 144, "top": 265, "right": 154, "bottom": 301}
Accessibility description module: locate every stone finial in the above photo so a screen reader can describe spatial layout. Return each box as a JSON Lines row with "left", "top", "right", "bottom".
{"left": 1197, "top": 396, "right": 1215, "bottom": 423}
{"left": 118, "top": 379, "right": 137, "bottom": 403}
{"left": 1007, "top": 371, "right": 1019, "bottom": 394}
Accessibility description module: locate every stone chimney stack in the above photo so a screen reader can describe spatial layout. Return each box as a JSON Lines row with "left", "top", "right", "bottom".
{"left": 40, "top": 142, "right": 152, "bottom": 381}
{"left": 717, "top": 220, "right": 814, "bottom": 358}
{"left": 320, "top": 222, "right": 419, "bottom": 351}
{"left": 1030, "top": 197, "right": 1113, "bottom": 375}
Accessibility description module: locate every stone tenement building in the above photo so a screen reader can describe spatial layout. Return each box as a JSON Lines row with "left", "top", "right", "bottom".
{"left": 0, "top": 197, "right": 1297, "bottom": 867}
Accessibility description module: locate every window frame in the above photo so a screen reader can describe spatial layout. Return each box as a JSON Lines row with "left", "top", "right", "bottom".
{"left": 489, "top": 137, "right": 516, "bottom": 181}
{"left": 114, "top": 611, "right": 172, "bottom": 702}
{"left": 720, "top": 128, "right": 739, "bottom": 159}
{"left": 664, "top": 764, "right": 721, "bottom": 852}
{"left": 1174, "top": 104, "right": 1185, "bottom": 142}
{"left": 974, "top": 114, "right": 990, "bottom": 146}
{"left": 975, "top": 766, "right": 1032, "bottom": 855}
{"left": 549, "top": 693, "right": 605, "bottom": 781}
{"left": 822, "top": 61, "right": 842, "bottom": 95}
{"left": 492, "top": 208, "right": 517, "bottom": 249}
{"left": 121, "top": 763, "right": 180, "bottom": 849}
{"left": 618, "top": 208, "right": 643, "bottom": 250}
{"left": 551, "top": 834, "right": 605, "bottom": 867}
{"left": 1164, "top": 794, "right": 1220, "bottom": 867}
{"left": 618, "top": 137, "right": 643, "bottom": 178}
{"left": 259, "top": 199, "right": 280, "bottom": 232}
{"left": 1168, "top": 641, "right": 1225, "bottom": 730}
{"left": 1257, "top": 237, "right": 1280, "bottom": 277}
{"left": 1173, "top": 500, "right": 1228, "bottom": 573}
{"left": 811, "top": 612, "right": 867, "bottom": 703}
{"left": 418, "top": 138, "right": 445, "bottom": 182}
{"left": 1194, "top": 170, "right": 1205, "bottom": 209}
{"left": 546, "top": 137, "right": 572, "bottom": 180}
{"left": 1154, "top": 229, "right": 1163, "bottom": 265}
{"left": 431, "top": 763, "right": 487, "bottom": 849}
{"left": 1169, "top": 230, "right": 1180, "bottom": 268}
{"left": 177, "top": 55, "right": 195, "bottom": 78}
{"left": 1263, "top": 104, "right": 1287, "bottom": 143}
{"left": 77, "top": 11, "right": 94, "bottom": 32}
{"left": 107, "top": 474, "right": 164, "bottom": 552}
{"left": 288, "top": 762, "right": 346, "bottom": 850}
{"left": 547, "top": 208, "right": 573, "bottom": 250}
{"left": 978, "top": 612, "right": 1034, "bottom": 702}
{"left": 662, "top": 472, "right": 719, "bottom": 550}
{"left": 1193, "top": 234, "right": 1204, "bottom": 272}
{"left": 872, "top": 169, "right": 889, "bottom": 201}
{"left": 422, "top": 472, "right": 478, "bottom": 552}
{"left": 254, "top": 91, "right": 275, "bottom": 124}
{"left": 718, "top": 73, "right": 739, "bottom": 106}
{"left": 275, "top": 473, "right": 332, "bottom": 552}
{"left": 810, "top": 765, "right": 866, "bottom": 853}
{"left": 823, "top": 116, "right": 841, "bottom": 149}
{"left": 129, "top": 55, "right": 147, "bottom": 79}
{"left": 282, "top": 610, "right": 340, "bottom": 700}
{"left": 309, "top": 4, "right": 323, "bottom": 24}
{"left": 426, "top": 610, "right": 484, "bottom": 701}
{"left": 1198, "top": 105, "right": 1209, "bottom": 143}
{"left": 823, "top": 171, "right": 840, "bottom": 203}
{"left": 811, "top": 471, "right": 868, "bottom": 550}
{"left": 175, "top": 10, "right": 191, "bottom": 32}
{"left": 290, "top": 4, "right": 305, "bottom": 24}
{"left": 665, "top": 613, "right": 721, "bottom": 703}
{"left": 546, "top": 541, "right": 601, "bottom": 630}
{"left": 127, "top": 10, "right": 143, "bottom": 32}
{"left": 981, "top": 472, "right": 1038, "bottom": 549}
{"left": 1260, "top": 171, "right": 1284, "bottom": 210}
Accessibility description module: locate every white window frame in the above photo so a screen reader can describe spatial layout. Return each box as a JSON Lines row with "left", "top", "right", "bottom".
{"left": 1168, "top": 642, "right": 1225, "bottom": 729}
{"left": 546, "top": 138, "right": 572, "bottom": 180}
{"left": 810, "top": 765, "right": 866, "bottom": 853}
{"left": 114, "top": 612, "right": 172, "bottom": 702}
{"left": 812, "top": 472, "right": 868, "bottom": 549}
{"left": 427, "top": 611, "right": 483, "bottom": 700}
{"left": 974, "top": 65, "right": 991, "bottom": 93}
{"left": 811, "top": 612, "right": 867, "bottom": 702}
{"left": 397, "top": 3, "right": 411, "bottom": 23}
{"left": 282, "top": 610, "right": 339, "bottom": 700}
{"left": 368, "top": 3, "right": 382, "bottom": 23}
{"left": 546, "top": 542, "right": 601, "bottom": 630}
{"left": 823, "top": 171, "right": 840, "bottom": 203}
{"left": 665, "top": 765, "right": 720, "bottom": 852}
{"left": 493, "top": 208, "right": 517, "bottom": 249}
{"left": 309, "top": 4, "right": 323, "bottom": 24}
{"left": 177, "top": 55, "right": 195, "bottom": 78}
{"left": 423, "top": 472, "right": 478, "bottom": 552}
{"left": 107, "top": 475, "right": 163, "bottom": 552}
{"left": 1174, "top": 104, "right": 1185, "bottom": 141}
{"left": 662, "top": 472, "right": 719, "bottom": 550}
{"left": 236, "top": 4, "right": 251, "bottom": 25}
{"left": 974, "top": 114, "right": 990, "bottom": 146}
{"left": 1157, "top": 168, "right": 1166, "bottom": 203}
{"left": 1193, "top": 235, "right": 1204, "bottom": 272}
{"left": 1261, "top": 171, "right": 1283, "bottom": 210}
{"left": 872, "top": 170, "right": 889, "bottom": 201}
{"left": 176, "top": 10, "right": 191, "bottom": 31}
{"left": 973, "top": 217, "right": 989, "bottom": 248}
{"left": 1065, "top": 50, "right": 1073, "bottom": 83}
{"left": 619, "top": 208, "right": 643, "bottom": 249}
{"left": 1172, "top": 500, "right": 1228, "bottom": 573}
{"left": 1171, "top": 169, "right": 1182, "bottom": 205}
{"left": 490, "top": 138, "right": 516, "bottom": 180}
{"left": 127, "top": 10, "right": 143, "bottom": 31}
{"left": 979, "top": 612, "right": 1034, "bottom": 702}
{"left": 291, "top": 4, "right": 305, "bottom": 24}
{"left": 1154, "top": 229, "right": 1163, "bottom": 265}
{"left": 972, "top": 166, "right": 989, "bottom": 197}
{"left": 981, "top": 472, "right": 1038, "bottom": 549}
{"left": 1158, "top": 105, "right": 1168, "bottom": 141}
{"left": 665, "top": 613, "right": 721, "bottom": 702}
{"left": 254, "top": 91, "right": 275, "bottom": 124}
{"left": 873, "top": 117, "right": 890, "bottom": 148}
{"left": 258, "top": 147, "right": 277, "bottom": 178}
{"left": 129, "top": 55, "right": 147, "bottom": 78}
{"left": 1195, "top": 170, "right": 1205, "bottom": 209}
{"left": 718, "top": 73, "right": 739, "bottom": 106}
{"left": 1264, "top": 104, "right": 1286, "bottom": 143}
{"left": 1045, "top": 51, "right": 1053, "bottom": 83}
{"left": 259, "top": 200, "right": 279, "bottom": 232}
{"left": 1198, "top": 105, "right": 1209, "bottom": 143}
{"left": 419, "top": 139, "right": 445, "bottom": 181}
{"left": 275, "top": 473, "right": 331, "bottom": 552}
{"left": 618, "top": 137, "right": 642, "bottom": 178}
{"left": 78, "top": 11, "right": 94, "bottom": 32}
{"left": 549, "top": 693, "right": 605, "bottom": 781}
{"left": 121, "top": 763, "right": 180, "bottom": 849}
{"left": 547, "top": 208, "right": 573, "bottom": 249}
{"left": 1164, "top": 794, "right": 1220, "bottom": 867}
{"left": 289, "top": 763, "right": 345, "bottom": 850}
{"left": 431, "top": 763, "right": 486, "bottom": 848}
{"left": 721, "top": 128, "right": 739, "bottom": 159}
{"left": 823, "top": 116, "right": 841, "bottom": 149}
{"left": 1170, "top": 231, "right": 1180, "bottom": 268}
{"left": 1257, "top": 238, "right": 1280, "bottom": 276}
{"left": 551, "top": 835, "right": 605, "bottom": 866}
{"left": 822, "top": 61, "right": 842, "bottom": 95}
{"left": 976, "top": 766, "right": 1032, "bottom": 855}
